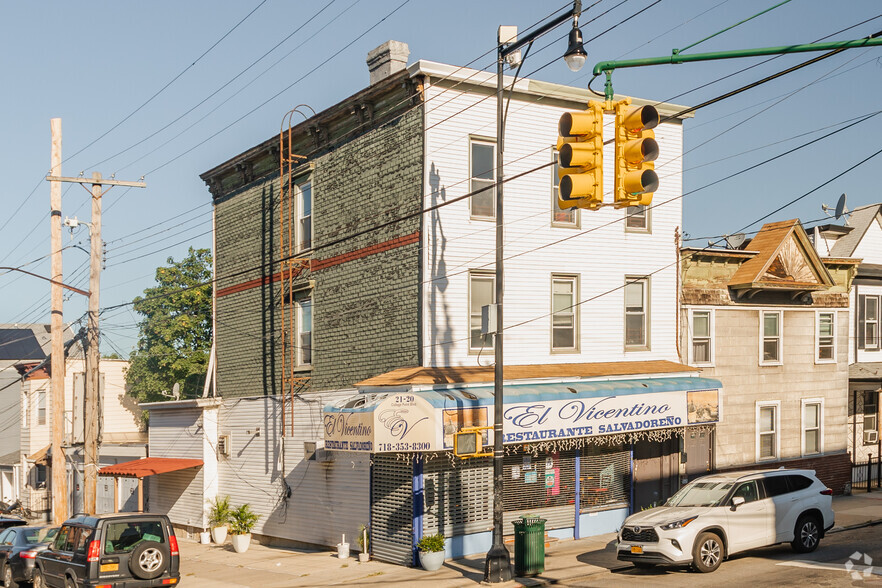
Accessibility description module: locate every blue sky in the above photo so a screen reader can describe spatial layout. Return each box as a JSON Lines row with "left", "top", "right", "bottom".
{"left": 2, "top": 0, "right": 880, "bottom": 355}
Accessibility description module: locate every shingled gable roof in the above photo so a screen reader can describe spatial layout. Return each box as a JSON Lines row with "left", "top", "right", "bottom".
{"left": 829, "top": 204, "right": 882, "bottom": 257}
{"left": 728, "top": 219, "right": 834, "bottom": 292}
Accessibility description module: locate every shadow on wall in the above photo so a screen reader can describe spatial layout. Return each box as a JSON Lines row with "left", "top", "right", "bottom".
{"left": 429, "top": 163, "right": 452, "bottom": 367}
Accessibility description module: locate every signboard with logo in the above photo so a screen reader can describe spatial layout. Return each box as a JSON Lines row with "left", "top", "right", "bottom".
{"left": 323, "top": 388, "right": 720, "bottom": 453}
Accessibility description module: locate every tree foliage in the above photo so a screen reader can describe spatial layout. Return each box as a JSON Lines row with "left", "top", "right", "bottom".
{"left": 126, "top": 247, "right": 212, "bottom": 403}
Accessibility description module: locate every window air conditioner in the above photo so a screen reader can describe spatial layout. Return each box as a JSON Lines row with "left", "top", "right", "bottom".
{"left": 865, "top": 430, "right": 879, "bottom": 444}
{"left": 217, "top": 433, "right": 232, "bottom": 457}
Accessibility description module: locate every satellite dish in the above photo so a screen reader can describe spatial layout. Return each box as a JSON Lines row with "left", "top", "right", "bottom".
{"left": 726, "top": 233, "right": 746, "bottom": 249}
{"left": 834, "top": 193, "right": 847, "bottom": 220}
{"left": 172, "top": 382, "right": 181, "bottom": 401}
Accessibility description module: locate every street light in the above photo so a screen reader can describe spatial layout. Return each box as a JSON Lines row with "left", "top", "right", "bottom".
{"left": 484, "top": 2, "right": 585, "bottom": 583}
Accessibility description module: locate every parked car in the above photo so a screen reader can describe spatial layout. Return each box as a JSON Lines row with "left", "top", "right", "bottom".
{"left": 617, "top": 468, "right": 835, "bottom": 572}
{"left": 33, "top": 513, "right": 180, "bottom": 587}
{"left": 0, "top": 518, "right": 26, "bottom": 532}
{"left": 0, "top": 526, "right": 58, "bottom": 587}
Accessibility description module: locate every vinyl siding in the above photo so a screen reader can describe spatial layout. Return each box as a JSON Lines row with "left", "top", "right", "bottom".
{"left": 422, "top": 82, "right": 682, "bottom": 367}
{"left": 147, "top": 408, "right": 205, "bottom": 527}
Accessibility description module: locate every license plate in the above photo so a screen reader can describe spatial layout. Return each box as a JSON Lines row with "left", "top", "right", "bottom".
{"left": 100, "top": 563, "right": 119, "bottom": 572}
{"left": 630, "top": 545, "right": 643, "bottom": 554}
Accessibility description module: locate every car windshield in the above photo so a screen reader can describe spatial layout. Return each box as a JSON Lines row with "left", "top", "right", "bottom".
{"left": 665, "top": 480, "right": 733, "bottom": 507}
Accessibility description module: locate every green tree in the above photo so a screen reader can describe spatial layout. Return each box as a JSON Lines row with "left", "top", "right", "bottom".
{"left": 126, "top": 247, "right": 212, "bottom": 403}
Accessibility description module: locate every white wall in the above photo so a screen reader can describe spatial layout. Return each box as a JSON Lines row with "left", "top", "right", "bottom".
{"left": 147, "top": 408, "right": 205, "bottom": 528}
{"left": 422, "top": 80, "right": 682, "bottom": 368}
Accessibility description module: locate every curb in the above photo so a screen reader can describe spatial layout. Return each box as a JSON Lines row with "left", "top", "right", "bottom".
{"left": 827, "top": 518, "right": 882, "bottom": 534}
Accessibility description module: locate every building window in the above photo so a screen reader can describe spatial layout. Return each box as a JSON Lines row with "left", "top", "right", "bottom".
{"left": 295, "top": 293, "right": 312, "bottom": 366}
{"left": 469, "top": 272, "right": 495, "bottom": 351}
{"left": 816, "top": 312, "right": 835, "bottom": 362}
{"left": 690, "top": 310, "right": 712, "bottom": 365}
{"left": 801, "top": 399, "right": 823, "bottom": 456}
{"left": 37, "top": 389, "right": 46, "bottom": 426}
{"left": 551, "top": 275, "right": 578, "bottom": 351}
{"left": 624, "top": 277, "right": 648, "bottom": 349}
{"left": 34, "top": 465, "right": 47, "bottom": 489}
{"left": 761, "top": 311, "right": 782, "bottom": 364}
{"left": 296, "top": 179, "right": 312, "bottom": 251}
{"left": 865, "top": 391, "right": 879, "bottom": 441}
{"left": 859, "top": 295, "right": 880, "bottom": 350}
{"left": 552, "top": 150, "right": 577, "bottom": 227}
{"left": 470, "top": 140, "right": 495, "bottom": 219}
{"left": 625, "top": 205, "right": 648, "bottom": 231}
{"left": 757, "top": 402, "right": 780, "bottom": 461}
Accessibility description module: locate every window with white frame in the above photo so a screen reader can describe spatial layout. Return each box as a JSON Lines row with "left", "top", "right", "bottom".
{"left": 552, "top": 150, "right": 577, "bottom": 227}
{"left": 865, "top": 391, "right": 879, "bottom": 440}
{"left": 470, "top": 140, "right": 495, "bottom": 219}
{"left": 761, "top": 311, "right": 782, "bottom": 364}
{"left": 37, "top": 389, "right": 46, "bottom": 426}
{"left": 859, "top": 294, "right": 880, "bottom": 350}
{"left": 757, "top": 402, "right": 780, "bottom": 461}
{"left": 296, "top": 178, "right": 312, "bottom": 251}
{"left": 624, "top": 277, "right": 648, "bottom": 349}
{"left": 801, "top": 399, "right": 823, "bottom": 455}
{"left": 625, "top": 204, "right": 648, "bottom": 231}
{"left": 551, "top": 275, "right": 578, "bottom": 351}
{"left": 469, "top": 272, "right": 495, "bottom": 351}
{"left": 816, "top": 312, "right": 835, "bottom": 362}
{"left": 295, "top": 292, "right": 312, "bottom": 366}
{"left": 690, "top": 310, "right": 712, "bottom": 365}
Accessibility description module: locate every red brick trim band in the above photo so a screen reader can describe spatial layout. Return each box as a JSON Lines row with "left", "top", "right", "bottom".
{"left": 216, "top": 230, "right": 420, "bottom": 298}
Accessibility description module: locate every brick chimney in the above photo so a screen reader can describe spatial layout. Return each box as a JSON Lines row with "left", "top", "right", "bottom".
{"left": 366, "top": 40, "right": 410, "bottom": 85}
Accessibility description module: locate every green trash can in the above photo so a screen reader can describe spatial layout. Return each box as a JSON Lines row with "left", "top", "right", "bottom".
{"left": 512, "top": 516, "right": 546, "bottom": 576}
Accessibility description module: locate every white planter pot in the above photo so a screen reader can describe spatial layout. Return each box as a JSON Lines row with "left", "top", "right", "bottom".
{"left": 200, "top": 531, "right": 211, "bottom": 544}
{"left": 358, "top": 552, "right": 370, "bottom": 563}
{"left": 337, "top": 542, "right": 350, "bottom": 559}
{"left": 211, "top": 526, "right": 228, "bottom": 545}
{"left": 419, "top": 550, "right": 445, "bottom": 571}
{"left": 231, "top": 533, "right": 252, "bottom": 553}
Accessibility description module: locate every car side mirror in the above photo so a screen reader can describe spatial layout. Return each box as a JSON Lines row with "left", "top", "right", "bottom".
{"left": 731, "top": 496, "right": 745, "bottom": 510}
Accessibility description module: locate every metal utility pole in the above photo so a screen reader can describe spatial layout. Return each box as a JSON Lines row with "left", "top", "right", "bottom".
{"left": 49, "top": 118, "right": 67, "bottom": 525}
{"left": 46, "top": 172, "right": 145, "bottom": 515}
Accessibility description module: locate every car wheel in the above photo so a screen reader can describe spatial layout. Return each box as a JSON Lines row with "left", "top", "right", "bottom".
{"left": 128, "top": 541, "right": 170, "bottom": 580}
{"left": 32, "top": 569, "right": 45, "bottom": 588}
{"left": 791, "top": 514, "right": 821, "bottom": 553}
{"left": 63, "top": 576, "right": 75, "bottom": 588}
{"left": 692, "top": 531, "right": 723, "bottom": 573}
{"left": 3, "top": 563, "right": 19, "bottom": 588}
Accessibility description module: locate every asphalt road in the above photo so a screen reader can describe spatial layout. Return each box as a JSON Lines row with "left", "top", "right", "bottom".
{"left": 563, "top": 524, "right": 882, "bottom": 587}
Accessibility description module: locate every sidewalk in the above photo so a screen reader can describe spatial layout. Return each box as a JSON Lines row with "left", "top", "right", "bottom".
{"left": 178, "top": 493, "right": 882, "bottom": 587}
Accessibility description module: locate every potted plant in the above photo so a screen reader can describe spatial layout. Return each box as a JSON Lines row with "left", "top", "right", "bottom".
{"left": 209, "top": 495, "right": 232, "bottom": 544}
{"left": 357, "top": 524, "right": 370, "bottom": 563}
{"left": 417, "top": 532, "right": 445, "bottom": 571}
{"left": 229, "top": 503, "right": 260, "bottom": 553}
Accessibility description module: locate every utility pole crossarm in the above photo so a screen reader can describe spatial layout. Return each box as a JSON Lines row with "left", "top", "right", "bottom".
{"left": 46, "top": 176, "right": 146, "bottom": 188}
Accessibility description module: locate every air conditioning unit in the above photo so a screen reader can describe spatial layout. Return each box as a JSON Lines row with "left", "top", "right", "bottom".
{"left": 865, "top": 430, "right": 879, "bottom": 444}
{"left": 217, "top": 433, "right": 232, "bottom": 457}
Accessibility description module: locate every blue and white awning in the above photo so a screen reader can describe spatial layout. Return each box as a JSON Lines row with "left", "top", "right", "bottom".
{"left": 323, "top": 376, "right": 721, "bottom": 453}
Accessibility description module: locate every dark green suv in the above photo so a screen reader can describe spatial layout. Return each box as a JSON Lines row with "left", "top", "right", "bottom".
{"left": 33, "top": 513, "right": 180, "bottom": 587}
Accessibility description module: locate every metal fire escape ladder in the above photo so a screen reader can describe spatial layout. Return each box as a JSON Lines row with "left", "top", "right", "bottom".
{"left": 279, "top": 108, "right": 312, "bottom": 437}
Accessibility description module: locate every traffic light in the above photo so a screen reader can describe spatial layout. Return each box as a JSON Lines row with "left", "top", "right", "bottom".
{"left": 614, "top": 98, "right": 660, "bottom": 207}
{"left": 557, "top": 100, "right": 604, "bottom": 210}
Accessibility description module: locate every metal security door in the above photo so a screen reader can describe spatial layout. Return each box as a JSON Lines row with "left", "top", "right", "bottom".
{"left": 684, "top": 428, "right": 713, "bottom": 482}
{"left": 632, "top": 437, "right": 679, "bottom": 510}
{"left": 371, "top": 455, "right": 413, "bottom": 565}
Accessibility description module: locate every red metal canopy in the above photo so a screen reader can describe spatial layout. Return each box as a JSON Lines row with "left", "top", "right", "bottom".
{"left": 99, "top": 457, "right": 203, "bottom": 478}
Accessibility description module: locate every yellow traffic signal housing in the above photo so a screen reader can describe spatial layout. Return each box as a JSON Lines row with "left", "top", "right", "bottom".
{"left": 557, "top": 101, "right": 604, "bottom": 209}
{"left": 453, "top": 426, "right": 493, "bottom": 459}
{"left": 614, "top": 98, "right": 660, "bottom": 207}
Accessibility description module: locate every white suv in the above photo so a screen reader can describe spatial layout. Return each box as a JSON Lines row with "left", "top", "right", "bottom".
{"left": 616, "top": 469, "right": 834, "bottom": 573}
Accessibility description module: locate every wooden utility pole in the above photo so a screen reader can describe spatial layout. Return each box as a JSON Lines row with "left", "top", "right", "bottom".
{"left": 49, "top": 118, "right": 67, "bottom": 525}
{"left": 83, "top": 172, "right": 102, "bottom": 515}
{"left": 46, "top": 173, "right": 145, "bottom": 514}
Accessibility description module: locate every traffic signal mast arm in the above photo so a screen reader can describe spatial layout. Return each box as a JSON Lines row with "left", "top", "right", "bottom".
{"left": 593, "top": 30, "right": 882, "bottom": 100}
